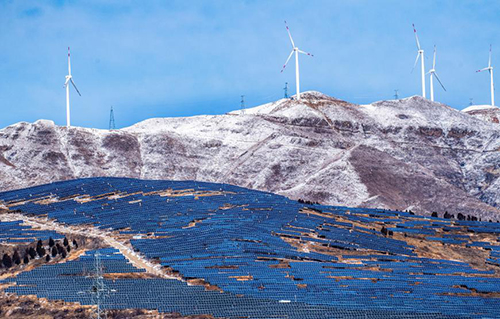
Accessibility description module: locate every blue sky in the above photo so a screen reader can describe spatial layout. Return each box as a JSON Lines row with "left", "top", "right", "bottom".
{"left": 0, "top": 0, "right": 499, "bottom": 129}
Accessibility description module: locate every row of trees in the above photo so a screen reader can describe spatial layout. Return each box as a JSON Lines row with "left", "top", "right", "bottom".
{"left": 0, "top": 237, "right": 78, "bottom": 269}
{"left": 432, "top": 211, "right": 485, "bottom": 222}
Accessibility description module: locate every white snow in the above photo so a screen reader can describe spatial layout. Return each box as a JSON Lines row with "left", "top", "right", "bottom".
{"left": 462, "top": 105, "right": 498, "bottom": 112}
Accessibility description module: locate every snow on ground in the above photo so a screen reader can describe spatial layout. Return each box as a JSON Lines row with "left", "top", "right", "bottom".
{"left": 462, "top": 104, "right": 498, "bottom": 112}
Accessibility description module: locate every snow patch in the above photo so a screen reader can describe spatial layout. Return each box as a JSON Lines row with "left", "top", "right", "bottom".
{"left": 462, "top": 105, "right": 498, "bottom": 112}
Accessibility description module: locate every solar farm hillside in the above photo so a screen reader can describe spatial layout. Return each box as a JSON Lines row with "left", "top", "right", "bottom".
{"left": 2, "top": 92, "right": 500, "bottom": 220}
{"left": 1, "top": 177, "right": 500, "bottom": 318}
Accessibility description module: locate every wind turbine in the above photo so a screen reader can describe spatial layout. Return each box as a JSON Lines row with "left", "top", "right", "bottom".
{"left": 280, "top": 21, "right": 313, "bottom": 101}
{"left": 63, "top": 47, "right": 81, "bottom": 127}
{"left": 476, "top": 45, "right": 495, "bottom": 106}
{"left": 412, "top": 24, "right": 426, "bottom": 98}
{"left": 427, "top": 46, "right": 446, "bottom": 102}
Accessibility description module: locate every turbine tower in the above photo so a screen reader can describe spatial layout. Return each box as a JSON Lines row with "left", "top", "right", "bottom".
{"left": 427, "top": 45, "right": 446, "bottom": 102}
{"left": 64, "top": 47, "right": 81, "bottom": 127}
{"left": 412, "top": 24, "right": 426, "bottom": 98}
{"left": 477, "top": 45, "right": 495, "bottom": 106}
{"left": 281, "top": 21, "right": 313, "bottom": 101}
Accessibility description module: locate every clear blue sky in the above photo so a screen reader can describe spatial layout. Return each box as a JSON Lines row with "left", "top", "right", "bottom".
{"left": 0, "top": 0, "right": 499, "bottom": 129}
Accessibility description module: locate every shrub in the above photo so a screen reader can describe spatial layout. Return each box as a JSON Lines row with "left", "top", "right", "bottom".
{"left": 51, "top": 246, "right": 58, "bottom": 257}
{"left": 3, "top": 253, "right": 12, "bottom": 268}
{"left": 37, "top": 246, "right": 46, "bottom": 258}
{"left": 444, "top": 212, "right": 454, "bottom": 219}
{"left": 73, "top": 239, "right": 78, "bottom": 248}
{"left": 28, "top": 247, "right": 36, "bottom": 259}
{"left": 23, "top": 255, "right": 29, "bottom": 264}
{"left": 381, "top": 227, "right": 388, "bottom": 236}
{"left": 63, "top": 237, "right": 69, "bottom": 247}
{"left": 45, "top": 254, "right": 50, "bottom": 262}
{"left": 431, "top": 212, "right": 438, "bottom": 218}
{"left": 12, "top": 251, "right": 21, "bottom": 265}
{"left": 48, "top": 237, "right": 55, "bottom": 247}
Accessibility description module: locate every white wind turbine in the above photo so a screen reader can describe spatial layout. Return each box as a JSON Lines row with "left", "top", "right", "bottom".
{"left": 427, "top": 45, "right": 446, "bottom": 102}
{"left": 63, "top": 47, "right": 81, "bottom": 127}
{"left": 412, "top": 24, "right": 426, "bottom": 98}
{"left": 476, "top": 45, "right": 495, "bottom": 107}
{"left": 281, "top": 21, "right": 313, "bottom": 101}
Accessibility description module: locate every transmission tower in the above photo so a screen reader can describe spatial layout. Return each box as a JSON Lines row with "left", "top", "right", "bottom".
{"left": 240, "top": 95, "right": 245, "bottom": 115}
{"left": 469, "top": 98, "right": 474, "bottom": 106}
{"left": 109, "top": 106, "right": 115, "bottom": 130}
{"left": 284, "top": 82, "right": 288, "bottom": 98}
{"left": 90, "top": 252, "right": 110, "bottom": 319}
{"left": 394, "top": 89, "right": 399, "bottom": 100}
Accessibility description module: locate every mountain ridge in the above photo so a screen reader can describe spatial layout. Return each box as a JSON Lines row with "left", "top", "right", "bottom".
{"left": 1, "top": 91, "right": 499, "bottom": 220}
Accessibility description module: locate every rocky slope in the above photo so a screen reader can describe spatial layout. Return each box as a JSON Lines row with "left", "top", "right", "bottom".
{"left": 462, "top": 104, "right": 500, "bottom": 124}
{"left": 1, "top": 92, "right": 499, "bottom": 219}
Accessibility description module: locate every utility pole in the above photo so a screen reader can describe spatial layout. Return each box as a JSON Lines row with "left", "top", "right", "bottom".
{"left": 284, "top": 82, "right": 288, "bottom": 98}
{"left": 240, "top": 95, "right": 245, "bottom": 115}
{"left": 109, "top": 106, "right": 116, "bottom": 130}
{"left": 394, "top": 89, "right": 399, "bottom": 100}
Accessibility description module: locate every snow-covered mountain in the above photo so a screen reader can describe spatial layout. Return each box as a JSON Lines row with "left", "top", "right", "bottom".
{"left": 1, "top": 91, "right": 500, "bottom": 220}
{"left": 462, "top": 104, "right": 500, "bottom": 124}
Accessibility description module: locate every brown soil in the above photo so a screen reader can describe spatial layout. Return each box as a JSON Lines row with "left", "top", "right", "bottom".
{"left": 0, "top": 291, "right": 216, "bottom": 318}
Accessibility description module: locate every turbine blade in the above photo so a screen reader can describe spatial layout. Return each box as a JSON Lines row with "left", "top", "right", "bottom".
{"left": 489, "top": 44, "right": 492, "bottom": 68}
{"left": 281, "top": 50, "right": 294, "bottom": 73}
{"left": 477, "top": 67, "right": 489, "bottom": 73}
{"left": 434, "top": 72, "right": 446, "bottom": 91}
{"left": 68, "top": 47, "right": 71, "bottom": 75}
{"left": 284, "top": 21, "right": 295, "bottom": 48}
{"left": 411, "top": 53, "right": 420, "bottom": 73}
{"left": 412, "top": 23, "right": 421, "bottom": 50}
{"left": 64, "top": 77, "right": 70, "bottom": 86}
{"left": 70, "top": 78, "right": 81, "bottom": 96}
{"left": 297, "top": 49, "right": 314, "bottom": 57}
{"left": 433, "top": 45, "right": 436, "bottom": 69}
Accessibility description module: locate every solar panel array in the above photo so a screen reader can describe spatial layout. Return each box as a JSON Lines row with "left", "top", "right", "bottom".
{"left": 1, "top": 177, "right": 500, "bottom": 318}
{"left": 2, "top": 248, "right": 462, "bottom": 319}
{"left": 0, "top": 220, "right": 63, "bottom": 244}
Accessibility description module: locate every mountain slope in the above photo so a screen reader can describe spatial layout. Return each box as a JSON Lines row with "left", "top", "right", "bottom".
{"left": 1, "top": 92, "right": 499, "bottom": 219}
{"left": 462, "top": 104, "right": 500, "bottom": 124}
